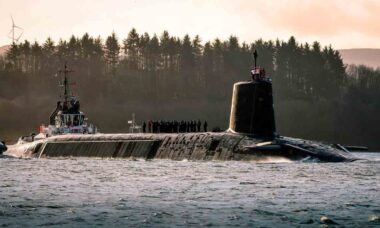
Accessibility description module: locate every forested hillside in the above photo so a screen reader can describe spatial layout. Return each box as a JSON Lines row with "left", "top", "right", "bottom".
{"left": 1, "top": 29, "right": 379, "bottom": 149}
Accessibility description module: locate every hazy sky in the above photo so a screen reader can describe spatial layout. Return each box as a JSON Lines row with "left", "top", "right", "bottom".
{"left": 0, "top": 0, "right": 379, "bottom": 49}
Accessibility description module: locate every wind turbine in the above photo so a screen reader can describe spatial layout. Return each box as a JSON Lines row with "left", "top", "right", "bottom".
{"left": 8, "top": 15, "right": 24, "bottom": 44}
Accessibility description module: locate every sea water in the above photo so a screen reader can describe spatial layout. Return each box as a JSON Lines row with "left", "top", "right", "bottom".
{"left": 0, "top": 153, "right": 379, "bottom": 227}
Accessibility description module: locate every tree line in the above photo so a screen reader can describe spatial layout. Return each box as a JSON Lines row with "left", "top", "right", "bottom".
{"left": 0, "top": 29, "right": 379, "bottom": 149}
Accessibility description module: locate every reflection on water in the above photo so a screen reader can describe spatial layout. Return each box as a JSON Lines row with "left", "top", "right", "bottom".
{"left": 0, "top": 153, "right": 379, "bottom": 227}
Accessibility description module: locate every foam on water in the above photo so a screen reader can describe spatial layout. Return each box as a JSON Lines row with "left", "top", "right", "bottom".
{"left": 252, "top": 156, "right": 293, "bottom": 163}
{"left": 0, "top": 153, "right": 379, "bottom": 227}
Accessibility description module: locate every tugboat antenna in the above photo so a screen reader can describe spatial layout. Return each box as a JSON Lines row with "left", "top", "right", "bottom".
{"left": 58, "top": 62, "right": 74, "bottom": 103}
{"left": 64, "top": 63, "right": 68, "bottom": 103}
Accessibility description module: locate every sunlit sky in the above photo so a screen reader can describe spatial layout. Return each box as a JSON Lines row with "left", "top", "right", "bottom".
{"left": 0, "top": 0, "right": 379, "bottom": 49}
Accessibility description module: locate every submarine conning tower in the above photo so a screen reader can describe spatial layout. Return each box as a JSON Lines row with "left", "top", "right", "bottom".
{"left": 228, "top": 51, "right": 276, "bottom": 138}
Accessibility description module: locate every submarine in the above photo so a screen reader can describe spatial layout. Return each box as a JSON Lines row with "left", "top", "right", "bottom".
{"left": 4, "top": 52, "right": 359, "bottom": 162}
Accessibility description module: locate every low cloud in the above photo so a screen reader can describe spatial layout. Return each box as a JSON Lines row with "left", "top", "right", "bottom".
{"left": 1, "top": 0, "right": 379, "bottom": 48}
{"left": 239, "top": 0, "right": 380, "bottom": 38}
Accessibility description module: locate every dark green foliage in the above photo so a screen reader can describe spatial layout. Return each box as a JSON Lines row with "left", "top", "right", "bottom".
{"left": 105, "top": 32, "right": 120, "bottom": 76}
{"left": 0, "top": 30, "right": 379, "bottom": 149}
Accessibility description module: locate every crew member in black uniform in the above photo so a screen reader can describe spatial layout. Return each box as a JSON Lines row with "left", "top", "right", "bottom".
{"left": 142, "top": 122, "right": 146, "bottom": 133}
{"left": 203, "top": 121, "right": 208, "bottom": 132}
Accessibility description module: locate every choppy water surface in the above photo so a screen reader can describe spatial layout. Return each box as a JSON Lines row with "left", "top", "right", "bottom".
{"left": 0, "top": 153, "right": 379, "bottom": 227}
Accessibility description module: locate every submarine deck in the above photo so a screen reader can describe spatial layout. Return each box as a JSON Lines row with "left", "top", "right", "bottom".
{"left": 4, "top": 133, "right": 358, "bottom": 162}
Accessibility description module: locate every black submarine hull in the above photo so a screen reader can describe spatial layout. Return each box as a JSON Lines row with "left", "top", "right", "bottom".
{"left": 4, "top": 133, "right": 358, "bottom": 162}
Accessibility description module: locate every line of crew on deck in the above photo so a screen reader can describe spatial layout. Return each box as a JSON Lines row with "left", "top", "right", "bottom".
{"left": 142, "top": 120, "right": 208, "bottom": 133}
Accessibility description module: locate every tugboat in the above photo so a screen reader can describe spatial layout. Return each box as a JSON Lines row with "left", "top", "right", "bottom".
{"left": 0, "top": 141, "right": 6, "bottom": 155}
{"left": 4, "top": 53, "right": 361, "bottom": 162}
{"left": 37, "top": 63, "right": 97, "bottom": 139}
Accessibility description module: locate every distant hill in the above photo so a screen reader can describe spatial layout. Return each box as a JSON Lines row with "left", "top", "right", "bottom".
{"left": 339, "top": 48, "right": 380, "bottom": 69}
{"left": 0, "top": 45, "right": 10, "bottom": 57}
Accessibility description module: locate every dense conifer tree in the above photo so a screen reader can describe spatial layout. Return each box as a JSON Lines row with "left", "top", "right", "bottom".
{"left": 105, "top": 32, "right": 120, "bottom": 76}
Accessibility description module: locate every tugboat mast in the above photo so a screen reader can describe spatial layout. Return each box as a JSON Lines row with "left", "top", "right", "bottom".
{"left": 58, "top": 62, "right": 74, "bottom": 103}
{"left": 64, "top": 64, "right": 68, "bottom": 103}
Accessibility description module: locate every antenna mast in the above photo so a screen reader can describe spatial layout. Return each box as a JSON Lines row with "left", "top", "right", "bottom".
{"left": 253, "top": 50, "right": 258, "bottom": 68}
{"left": 58, "top": 62, "right": 74, "bottom": 103}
